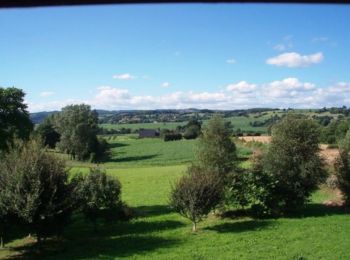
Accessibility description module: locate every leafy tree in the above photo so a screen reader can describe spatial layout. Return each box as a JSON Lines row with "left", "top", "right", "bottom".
{"left": 183, "top": 118, "right": 202, "bottom": 139}
{"left": 0, "top": 138, "right": 74, "bottom": 242}
{"left": 170, "top": 166, "right": 223, "bottom": 231}
{"left": 72, "top": 168, "right": 123, "bottom": 231}
{"left": 0, "top": 87, "right": 33, "bottom": 151}
{"left": 56, "top": 104, "right": 105, "bottom": 161}
{"left": 35, "top": 115, "right": 60, "bottom": 148}
{"left": 262, "top": 114, "right": 327, "bottom": 214}
{"left": 195, "top": 114, "right": 236, "bottom": 177}
{"left": 334, "top": 149, "right": 350, "bottom": 206}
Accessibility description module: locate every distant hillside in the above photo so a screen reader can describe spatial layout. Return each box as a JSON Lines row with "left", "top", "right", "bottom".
{"left": 30, "top": 111, "right": 59, "bottom": 124}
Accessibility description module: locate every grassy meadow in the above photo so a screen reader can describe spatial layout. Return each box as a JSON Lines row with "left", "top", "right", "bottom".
{"left": 1, "top": 131, "right": 350, "bottom": 259}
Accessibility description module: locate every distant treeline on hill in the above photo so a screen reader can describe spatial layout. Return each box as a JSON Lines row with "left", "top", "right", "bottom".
{"left": 31, "top": 108, "right": 278, "bottom": 124}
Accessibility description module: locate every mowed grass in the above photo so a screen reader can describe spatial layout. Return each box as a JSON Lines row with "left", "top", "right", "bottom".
{"left": 4, "top": 164, "right": 350, "bottom": 259}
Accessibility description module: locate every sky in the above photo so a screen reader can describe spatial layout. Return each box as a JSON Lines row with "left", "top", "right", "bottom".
{"left": 1, "top": 3, "right": 350, "bottom": 112}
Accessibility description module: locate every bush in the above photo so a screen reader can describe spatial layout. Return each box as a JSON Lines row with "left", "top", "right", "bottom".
{"left": 72, "top": 168, "right": 127, "bottom": 231}
{"left": 170, "top": 166, "right": 223, "bottom": 231}
{"left": 164, "top": 133, "right": 182, "bottom": 141}
{"left": 260, "top": 115, "right": 327, "bottom": 214}
{"left": 0, "top": 138, "right": 74, "bottom": 243}
{"left": 334, "top": 149, "right": 350, "bottom": 205}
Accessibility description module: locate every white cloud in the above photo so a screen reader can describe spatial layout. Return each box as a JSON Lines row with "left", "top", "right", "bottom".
{"left": 28, "top": 79, "right": 350, "bottom": 112}
{"left": 266, "top": 52, "right": 324, "bottom": 67}
{"left": 226, "top": 59, "right": 236, "bottom": 64}
{"left": 39, "top": 91, "right": 54, "bottom": 97}
{"left": 226, "top": 81, "right": 256, "bottom": 93}
{"left": 112, "top": 73, "right": 135, "bottom": 80}
{"left": 161, "top": 82, "right": 170, "bottom": 88}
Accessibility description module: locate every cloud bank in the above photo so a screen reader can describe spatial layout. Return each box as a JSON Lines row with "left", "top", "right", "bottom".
{"left": 28, "top": 78, "right": 350, "bottom": 112}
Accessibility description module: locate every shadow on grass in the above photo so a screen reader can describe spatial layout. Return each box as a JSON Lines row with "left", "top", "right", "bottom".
{"left": 107, "top": 154, "right": 159, "bottom": 163}
{"left": 206, "top": 220, "right": 272, "bottom": 233}
{"left": 134, "top": 205, "right": 174, "bottom": 217}
{"left": 108, "top": 142, "right": 129, "bottom": 149}
{"left": 285, "top": 203, "right": 349, "bottom": 218}
{"left": 8, "top": 235, "right": 180, "bottom": 259}
{"left": 6, "top": 218, "right": 184, "bottom": 259}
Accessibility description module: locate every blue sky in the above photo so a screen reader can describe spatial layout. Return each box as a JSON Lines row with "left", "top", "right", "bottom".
{"left": 1, "top": 4, "right": 350, "bottom": 112}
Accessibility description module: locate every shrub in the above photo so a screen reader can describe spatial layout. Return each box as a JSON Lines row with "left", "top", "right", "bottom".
{"left": 0, "top": 138, "right": 74, "bottom": 243}
{"left": 334, "top": 149, "right": 350, "bottom": 205}
{"left": 164, "top": 133, "right": 182, "bottom": 141}
{"left": 170, "top": 166, "right": 223, "bottom": 231}
{"left": 72, "top": 168, "right": 126, "bottom": 231}
{"left": 260, "top": 115, "right": 327, "bottom": 214}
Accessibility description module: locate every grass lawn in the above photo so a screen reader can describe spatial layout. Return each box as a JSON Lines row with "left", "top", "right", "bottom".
{"left": 3, "top": 164, "right": 350, "bottom": 259}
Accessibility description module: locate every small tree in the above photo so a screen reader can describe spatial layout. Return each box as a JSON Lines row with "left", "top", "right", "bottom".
{"left": 73, "top": 168, "right": 123, "bottom": 231}
{"left": 170, "top": 166, "right": 223, "bottom": 231}
{"left": 35, "top": 115, "right": 60, "bottom": 148}
{"left": 334, "top": 149, "right": 350, "bottom": 206}
{"left": 0, "top": 138, "right": 74, "bottom": 242}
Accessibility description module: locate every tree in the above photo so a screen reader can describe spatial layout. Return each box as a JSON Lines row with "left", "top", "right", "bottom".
{"left": 170, "top": 166, "right": 223, "bottom": 231}
{"left": 195, "top": 114, "right": 236, "bottom": 177}
{"left": 72, "top": 168, "right": 123, "bottom": 231}
{"left": 0, "top": 138, "right": 74, "bottom": 242}
{"left": 262, "top": 114, "right": 327, "bottom": 214}
{"left": 183, "top": 118, "right": 202, "bottom": 139}
{"left": 35, "top": 115, "right": 60, "bottom": 148}
{"left": 56, "top": 104, "right": 105, "bottom": 161}
{"left": 334, "top": 149, "right": 350, "bottom": 206}
{"left": 0, "top": 87, "right": 33, "bottom": 151}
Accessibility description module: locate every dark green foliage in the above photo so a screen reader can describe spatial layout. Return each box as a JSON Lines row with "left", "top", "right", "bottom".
{"left": 35, "top": 115, "right": 60, "bottom": 148}
{"left": 334, "top": 149, "right": 350, "bottom": 206}
{"left": 164, "top": 133, "right": 182, "bottom": 141}
{"left": 261, "top": 115, "right": 327, "bottom": 214}
{"left": 72, "top": 168, "right": 124, "bottom": 231}
{"left": 170, "top": 166, "right": 223, "bottom": 231}
{"left": 56, "top": 104, "right": 106, "bottom": 161}
{"left": 183, "top": 118, "right": 202, "bottom": 139}
{"left": 319, "top": 119, "right": 350, "bottom": 144}
{"left": 195, "top": 114, "right": 236, "bottom": 177}
{"left": 0, "top": 87, "right": 33, "bottom": 151}
{"left": 0, "top": 138, "right": 73, "bottom": 242}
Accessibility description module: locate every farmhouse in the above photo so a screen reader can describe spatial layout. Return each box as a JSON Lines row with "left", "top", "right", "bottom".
{"left": 139, "top": 129, "right": 160, "bottom": 138}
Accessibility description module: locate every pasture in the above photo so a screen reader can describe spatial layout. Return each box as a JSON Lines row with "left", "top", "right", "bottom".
{"left": 1, "top": 134, "right": 350, "bottom": 259}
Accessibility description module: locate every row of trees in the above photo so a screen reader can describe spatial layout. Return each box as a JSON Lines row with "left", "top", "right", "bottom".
{"left": 170, "top": 114, "right": 349, "bottom": 231}
{"left": 0, "top": 138, "right": 127, "bottom": 248}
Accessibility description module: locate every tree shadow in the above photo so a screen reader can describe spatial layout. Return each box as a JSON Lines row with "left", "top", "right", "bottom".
{"left": 6, "top": 218, "right": 184, "bottom": 259}
{"left": 108, "top": 142, "right": 129, "bottom": 149}
{"left": 205, "top": 220, "right": 272, "bottom": 233}
{"left": 107, "top": 154, "right": 159, "bottom": 163}
{"left": 8, "top": 235, "right": 180, "bottom": 259}
{"left": 133, "top": 205, "right": 174, "bottom": 218}
{"left": 285, "top": 203, "right": 349, "bottom": 219}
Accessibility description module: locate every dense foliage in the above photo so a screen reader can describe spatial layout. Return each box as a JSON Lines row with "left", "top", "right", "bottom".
{"left": 195, "top": 114, "right": 236, "bottom": 177}
{"left": 260, "top": 115, "right": 327, "bottom": 214}
{"left": 0, "top": 138, "right": 74, "bottom": 243}
{"left": 0, "top": 87, "right": 33, "bottom": 151}
{"left": 56, "top": 104, "right": 107, "bottom": 161}
{"left": 72, "top": 168, "right": 124, "bottom": 231}
{"left": 334, "top": 149, "right": 350, "bottom": 206}
{"left": 35, "top": 114, "right": 61, "bottom": 148}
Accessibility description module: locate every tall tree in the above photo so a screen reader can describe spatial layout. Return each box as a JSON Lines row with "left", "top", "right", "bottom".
{"left": 35, "top": 114, "right": 60, "bottom": 148}
{"left": 195, "top": 114, "right": 236, "bottom": 177}
{"left": 263, "top": 114, "right": 327, "bottom": 213}
{"left": 0, "top": 87, "right": 33, "bottom": 151}
{"left": 56, "top": 104, "right": 100, "bottom": 161}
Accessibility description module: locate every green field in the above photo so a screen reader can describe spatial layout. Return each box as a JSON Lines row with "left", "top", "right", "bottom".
{"left": 3, "top": 165, "right": 350, "bottom": 259}
{"left": 2, "top": 133, "right": 350, "bottom": 259}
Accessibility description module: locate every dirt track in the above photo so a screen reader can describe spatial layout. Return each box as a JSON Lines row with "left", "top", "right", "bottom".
{"left": 239, "top": 136, "right": 339, "bottom": 164}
